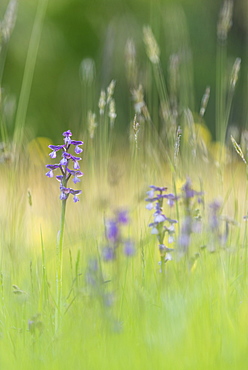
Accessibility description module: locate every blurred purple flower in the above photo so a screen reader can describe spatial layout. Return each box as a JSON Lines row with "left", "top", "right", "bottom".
{"left": 146, "top": 185, "right": 178, "bottom": 265}
{"left": 165, "top": 193, "right": 178, "bottom": 207}
{"left": 209, "top": 199, "right": 221, "bottom": 231}
{"left": 103, "top": 210, "right": 135, "bottom": 261}
{"left": 102, "top": 246, "right": 115, "bottom": 261}
{"left": 182, "top": 178, "right": 203, "bottom": 200}
{"left": 150, "top": 185, "right": 168, "bottom": 192}
{"left": 124, "top": 240, "right": 135, "bottom": 256}
{"left": 116, "top": 210, "right": 129, "bottom": 225}
{"left": 106, "top": 220, "right": 119, "bottom": 243}
{"left": 178, "top": 216, "right": 192, "bottom": 253}
{"left": 85, "top": 258, "right": 99, "bottom": 286}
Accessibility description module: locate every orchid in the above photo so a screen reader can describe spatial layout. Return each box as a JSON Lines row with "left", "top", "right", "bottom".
{"left": 45, "top": 130, "right": 84, "bottom": 333}
{"left": 46, "top": 130, "right": 84, "bottom": 202}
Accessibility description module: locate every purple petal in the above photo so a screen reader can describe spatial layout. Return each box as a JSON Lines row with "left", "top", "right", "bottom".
{"left": 49, "top": 144, "right": 65, "bottom": 151}
{"left": 116, "top": 210, "right": 129, "bottom": 224}
{"left": 46, "top": 170, "right": 53, "bottom": 178}
{"left": 73, "top": 195, "right": 80, "bottom": 202}
{"left": 71, "top": 140, "right": 83, "bottom": 145}
{"left": 74, "top": 146, "right": 83, "bottom": 154}
{"left": 150, "top": 185, "right": 167, "bottom": 192}
{"left": 63, "top": 130, "right": 72, "bottom": 145}
{"left": 166, "top": 217, "right": 178, "bottom": 224}
{"left": 69, "top": 189, "right": 82, "bottom": 196}
{"left": 60, "top": 192, "right": 67, "bottom": 200}
{"left": 70, "top": 155, "right": 81, "bottom": 161}
{"left": 146, "top": 203, "right": 154, "bottom": 210}
{"left": 49, "top": 151, "right": 56, "bottom": 159}
{"left": 154, "top": 214, "right": 166, "bottom": 223}
{"left": 61, "top": 187, "right": 70, "bottom": 194}
{"left": 46, "top": 164, "right": 60, "bottom": 170}
{"left": 74, "top": 161, "right": 80, "bottom": 170}
{"left": 67, "top": 169, "right": 83, "bottom": 177}
{"left": 63, "top": 130, "right": 72, "bottom": 137}
{"left": 73, "top": 176, "right": 81, "bottom": 184}
{"left": 146, "top": 190, "right": 154, "bottom": 198}
{"left": 60, "top": 158, "right": 68, "bottom": 166}
{"left": 62, "top": 152, "right": 71, "bottom": 160}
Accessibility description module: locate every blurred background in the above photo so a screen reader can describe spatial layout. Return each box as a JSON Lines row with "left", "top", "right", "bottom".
{"left": 1, "top": 0, "right": 248, "bottom": 142}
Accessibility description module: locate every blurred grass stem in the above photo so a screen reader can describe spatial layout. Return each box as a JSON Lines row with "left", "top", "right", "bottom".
{"left": 13, "top": 0, "right": 49, "bottom": 149}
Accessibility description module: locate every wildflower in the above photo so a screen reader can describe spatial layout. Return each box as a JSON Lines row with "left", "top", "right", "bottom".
{"left": 63, "top": 130, "right": 72, "bottom": 144}
{"left": 106, "top": 220, "right": 119, "bottom": 243}
{"left": 209, "top": 199, "right": 221, "bottom": 231}
{"left": 49, "top": 145, "right": 65, "bottom": 158}
{"left": 85, "top": 258, "right": 99, "bottom": 286}
{"left": 46, "top": 164, "right": 60, "bottom": 178}
{"left": 166, "top": 193, "right": 178, "bottom": 207}
{"left": 124, "top": 240, "right": 135, "bottom": 256}
{"left": 116, "top": 210, "right": 129, "bottom": 225}
{"left": 71, "top": 141, "right": 84, "bottom": 154}
{"left": 178, "top": 216, "right": 192, "bottom": 253}
{"left": 46, "top": 130, "right": 84, "bottom": 202}
{"left": 103, "top": 210, "right": 135, "bottom": 261}
{"left": 102, "top": 246, "right": 115, "bottom": 261}
{"left": 146, "top": 185, "right": 178, "bottom": 266}
{"left": 181, "top": 178, "right": 203, "bottom": 200}
{"left": 208, "top": 199, "right": 234, "bottom": 249}
{"left": 177, "top": 179, "right": 204, "bottom": 256}
{"left": 67, "top": 169, "right": 84, "bottom": 184}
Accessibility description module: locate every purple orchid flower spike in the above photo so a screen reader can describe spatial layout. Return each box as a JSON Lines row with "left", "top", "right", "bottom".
{"left": 48, "top": 130, "right": 84, "bottom": 332}
{"left": 46, "top": 130, "right": 84, "bottom": 202}
{"left": 146, "top": 184, "right": 178, "bottom": 270}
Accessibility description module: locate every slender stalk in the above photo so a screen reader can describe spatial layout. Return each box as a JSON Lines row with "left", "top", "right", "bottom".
{"left": 13, "top": 0, "right": 49, "bottom": 148}
{"left": 55, "top": 198, "right": 67, "bottom": 333}
{"left": 216, "top": 40, "right": 226, "bottom": 144}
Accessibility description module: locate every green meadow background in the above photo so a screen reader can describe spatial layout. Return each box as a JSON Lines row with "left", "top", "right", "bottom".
{"left": 1, "top": 0, "right": 248, "bottom": 140}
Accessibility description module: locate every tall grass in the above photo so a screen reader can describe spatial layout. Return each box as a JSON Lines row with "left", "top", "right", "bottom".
{"left": 0, "top": 0, "right": 248, "bottom": 369}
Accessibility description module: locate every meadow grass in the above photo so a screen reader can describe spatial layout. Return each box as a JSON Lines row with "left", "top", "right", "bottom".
{"left": 1, "top": 0, "right": 248, "bottom": 369}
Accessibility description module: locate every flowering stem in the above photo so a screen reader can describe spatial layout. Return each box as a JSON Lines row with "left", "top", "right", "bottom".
{"left": 55, "top": 198, "right": 67, "bottom": 333}
{"left": 45, "top": 130, "right": 83, "bottom": 332}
